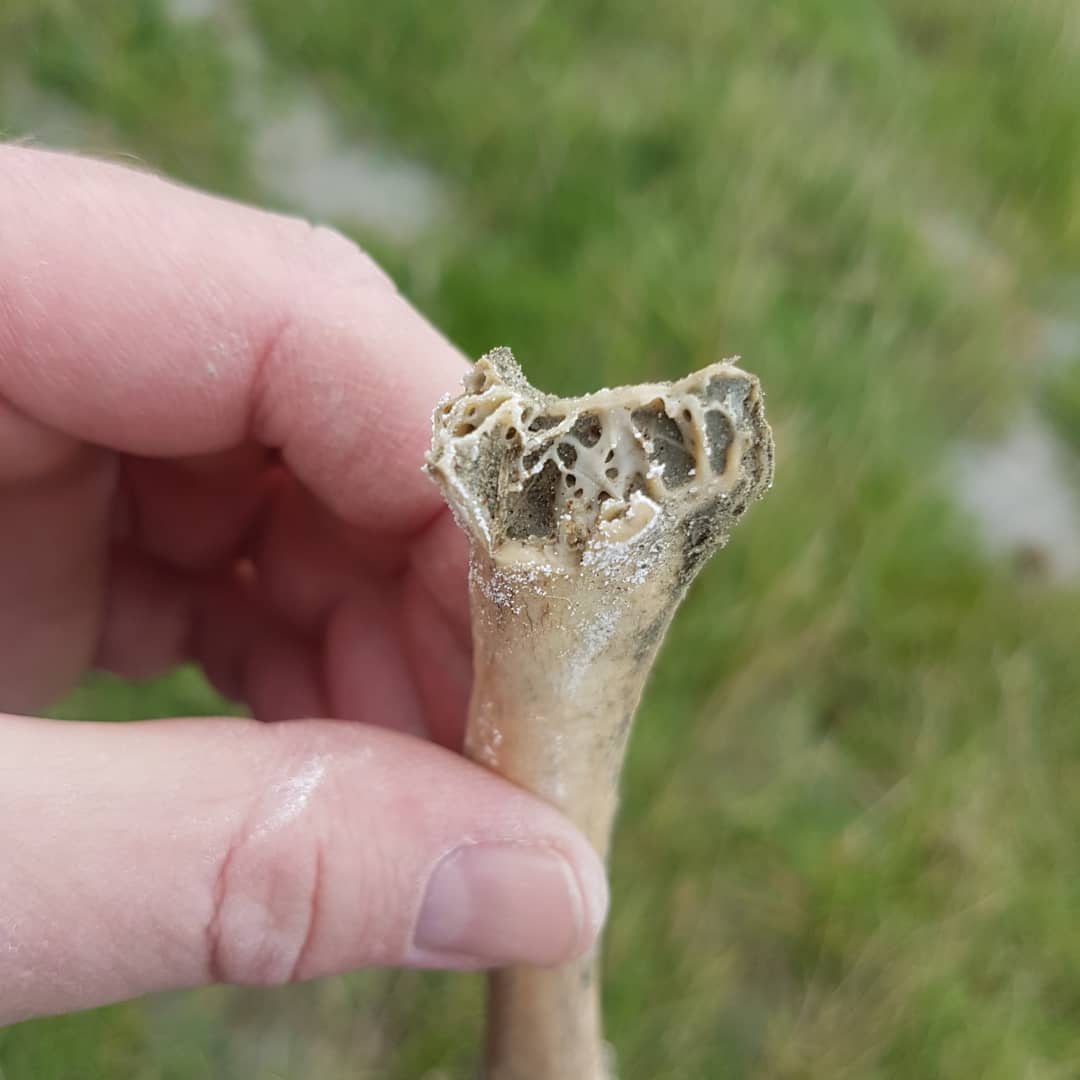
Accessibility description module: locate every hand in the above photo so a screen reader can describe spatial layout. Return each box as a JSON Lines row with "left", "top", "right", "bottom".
{"left": 0, "top": 146, "right": 607, "bottom": 1025}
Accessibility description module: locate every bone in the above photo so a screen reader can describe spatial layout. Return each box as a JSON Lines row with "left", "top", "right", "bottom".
{"left": 426, "top": 346, "right": 774, "bottom": 1080}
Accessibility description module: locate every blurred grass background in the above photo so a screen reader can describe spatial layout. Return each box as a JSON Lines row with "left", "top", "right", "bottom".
{"left": 3, "top": 1, "right": 1080, "bottom": 1076}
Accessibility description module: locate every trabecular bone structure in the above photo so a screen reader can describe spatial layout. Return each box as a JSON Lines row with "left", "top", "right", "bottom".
{"left": 426, "top": 347, "right": 774, "bottom": 1080}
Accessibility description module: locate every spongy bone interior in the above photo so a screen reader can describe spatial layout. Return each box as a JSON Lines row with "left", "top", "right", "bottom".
{"left": 429, "top": 347, "right": 765, "bottom": 552}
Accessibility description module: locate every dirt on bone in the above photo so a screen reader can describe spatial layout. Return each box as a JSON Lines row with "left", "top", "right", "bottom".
{"left": 630, "top": 401, "right": 695, "bottom": 489}
{"left": 504, "top": 458, "right": 561, "bottom": 540}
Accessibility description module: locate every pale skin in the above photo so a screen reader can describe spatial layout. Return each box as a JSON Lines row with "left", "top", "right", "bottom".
{"left": 0, "top": 145, "right": 609, "bottom": 1027}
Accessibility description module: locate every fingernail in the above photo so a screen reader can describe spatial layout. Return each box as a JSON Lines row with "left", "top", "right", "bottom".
{"left": 412, "top": 844, "right": 605, "bottom": 966}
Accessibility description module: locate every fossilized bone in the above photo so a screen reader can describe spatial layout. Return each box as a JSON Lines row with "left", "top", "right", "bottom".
{"left": 426, "top": 347, "right": 774, "bottom": 1080}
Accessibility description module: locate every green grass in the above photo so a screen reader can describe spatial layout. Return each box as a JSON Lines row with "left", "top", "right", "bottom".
{"left": 3, "top": 0, "right": 1080, "bottom": 1076}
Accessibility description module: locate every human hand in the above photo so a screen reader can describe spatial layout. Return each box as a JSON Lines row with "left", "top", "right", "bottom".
{"left": 0, "top": 145, "right": 607, "bottom": 1025}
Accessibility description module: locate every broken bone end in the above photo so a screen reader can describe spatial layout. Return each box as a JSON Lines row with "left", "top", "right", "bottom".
{"left": 426, "top": 346, "right": 774, "bottom": 587}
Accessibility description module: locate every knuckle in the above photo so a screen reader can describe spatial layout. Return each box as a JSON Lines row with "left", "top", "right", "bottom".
{"left": 204, "top": 726, "right": 419, "bottom": 985}
{"left": 205, "top": 759, "right": 327, "bottom": 986}
{"left": 288, "top": 219, "right": 396, "bottom": 293}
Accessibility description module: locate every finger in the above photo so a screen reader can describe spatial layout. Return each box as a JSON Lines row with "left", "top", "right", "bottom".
{"left": 400, "top": 573, "right": 473, "bottom": 749}
{"left": 186, "top": 574, "right": 268, "bottom": 703}
{"left": 96, "top": 544, "right": 330, "bottom": 730}
{"left": 119, "top": 445, "right": 280, "bottom": 570}
{"left": 409, "top": 506, "right": 473, "bottom": 652}
{"left": 0, "top": 145, "right": 470, "bottom": 535}
{"left": 402, "top": 510, "right": 474, "bottom": 747}
{"left": 0, "top": 438, "right": 115, "bottom": 712}
{"left": 249, "top": 475, "right": 388, "bottom": 636}
{"left": 95, "top": 549, "right": 327, "bottom": 723}
{"left": 240, "top": 622, "right": 329, "bottom": 726}
{"left": 0, "top": 715, "right": 609, "bottom": 1024}
{"left": 95, "top": 548, "right": 426, "bottom": 730}
{"left": 93, "top": 545, "right": 198, "bottom": 681}
{"left": 236, "top": 495, "right": 473, "bottom": 740}
{"left": 324, "top": 589, "right": 427, "bottom": 738}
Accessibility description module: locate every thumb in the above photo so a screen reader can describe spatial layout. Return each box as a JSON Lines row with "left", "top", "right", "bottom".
{"left": 0, "top": 715, "right": 609, "bottom": 1024}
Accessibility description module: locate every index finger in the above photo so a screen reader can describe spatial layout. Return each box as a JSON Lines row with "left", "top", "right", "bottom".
{"left": 0, "top": 144, "right": 468, "bottom": 533}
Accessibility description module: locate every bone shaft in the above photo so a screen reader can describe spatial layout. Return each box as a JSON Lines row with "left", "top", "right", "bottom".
{"left": 468, "top": 646, "right": 622, "bottom": 1080}
{"left": 468, "top": 681, "right": 623, "bottom": 1080}
{"left": 464, "top": 563, "right": 676, "bottom": 1079}
{"left": 484, "top": 962, "right": 606, "bottom": 1080}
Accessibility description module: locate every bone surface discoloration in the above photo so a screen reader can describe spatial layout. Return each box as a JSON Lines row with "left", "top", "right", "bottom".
{"left": 426, "top": 347, "right": 774, "bottom": 1080}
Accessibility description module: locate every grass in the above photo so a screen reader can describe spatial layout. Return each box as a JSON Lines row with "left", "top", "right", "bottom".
{"left": 2, "top": 0, "right": 1080, "bottom": 1076}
